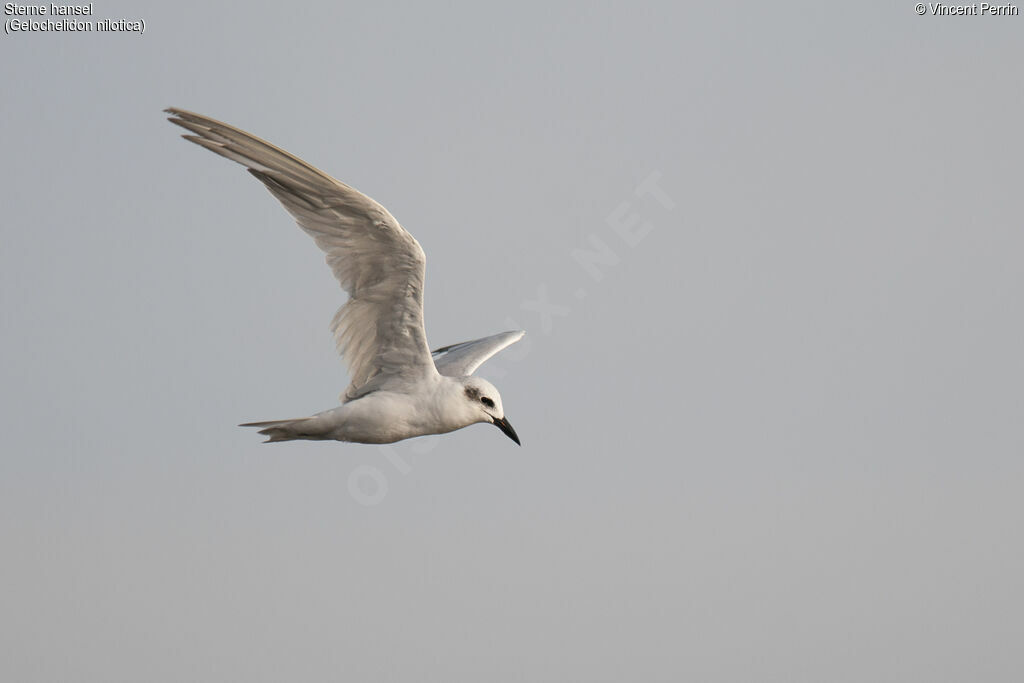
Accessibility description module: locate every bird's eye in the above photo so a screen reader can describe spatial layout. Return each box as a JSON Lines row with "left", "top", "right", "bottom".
{"left": 481, "top": 397, "right": 495, "bottom": 408}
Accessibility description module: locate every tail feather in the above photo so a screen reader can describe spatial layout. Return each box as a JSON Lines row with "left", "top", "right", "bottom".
{"left": 239, "top": 417, "right": 324, "bottom": 443}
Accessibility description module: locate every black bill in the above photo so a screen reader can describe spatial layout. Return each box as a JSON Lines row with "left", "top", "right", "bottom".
{"left": 492, "top": 416, "right": 521, "bottom": 446}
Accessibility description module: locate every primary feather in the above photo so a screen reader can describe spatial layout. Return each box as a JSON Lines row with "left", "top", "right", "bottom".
{"left": 432, "top": 331, "right": 526, "bottom": 376}
{"left": 166, "top": 107, "right": 435, "bottom": 401}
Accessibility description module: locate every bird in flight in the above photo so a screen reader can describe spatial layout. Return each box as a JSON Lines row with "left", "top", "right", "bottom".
{"left": 166, "top": 108, "right": 524, "bottom": 446}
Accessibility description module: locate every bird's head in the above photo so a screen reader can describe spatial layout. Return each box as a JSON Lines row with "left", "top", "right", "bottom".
{"left": 461, "top": 377, "right": 520, "bottom": 445}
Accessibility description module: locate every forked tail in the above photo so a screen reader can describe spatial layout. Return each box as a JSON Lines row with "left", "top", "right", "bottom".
{"left": 239, "top": 417, "right": 326, "bottom": 443}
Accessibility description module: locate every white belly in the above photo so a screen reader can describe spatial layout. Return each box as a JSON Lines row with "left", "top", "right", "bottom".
{"left": 314, "top": 390, "right": 464, "bottom": 444}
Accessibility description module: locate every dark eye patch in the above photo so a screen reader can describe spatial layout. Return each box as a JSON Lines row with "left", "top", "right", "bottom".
{"left": 481, "top": 397, "right": 495, "bottom": 408}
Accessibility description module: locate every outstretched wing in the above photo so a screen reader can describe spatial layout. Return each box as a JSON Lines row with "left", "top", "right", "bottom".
{"left": 166, "top": 108, "right": 437, "bottom": 400}
{"left": 431, "top": 330, "right": 525, "bottom": 377}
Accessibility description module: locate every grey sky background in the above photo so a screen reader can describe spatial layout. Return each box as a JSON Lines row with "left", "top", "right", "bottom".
{"left": 2, "top": 2, "right": 1022, "bottom": 681}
